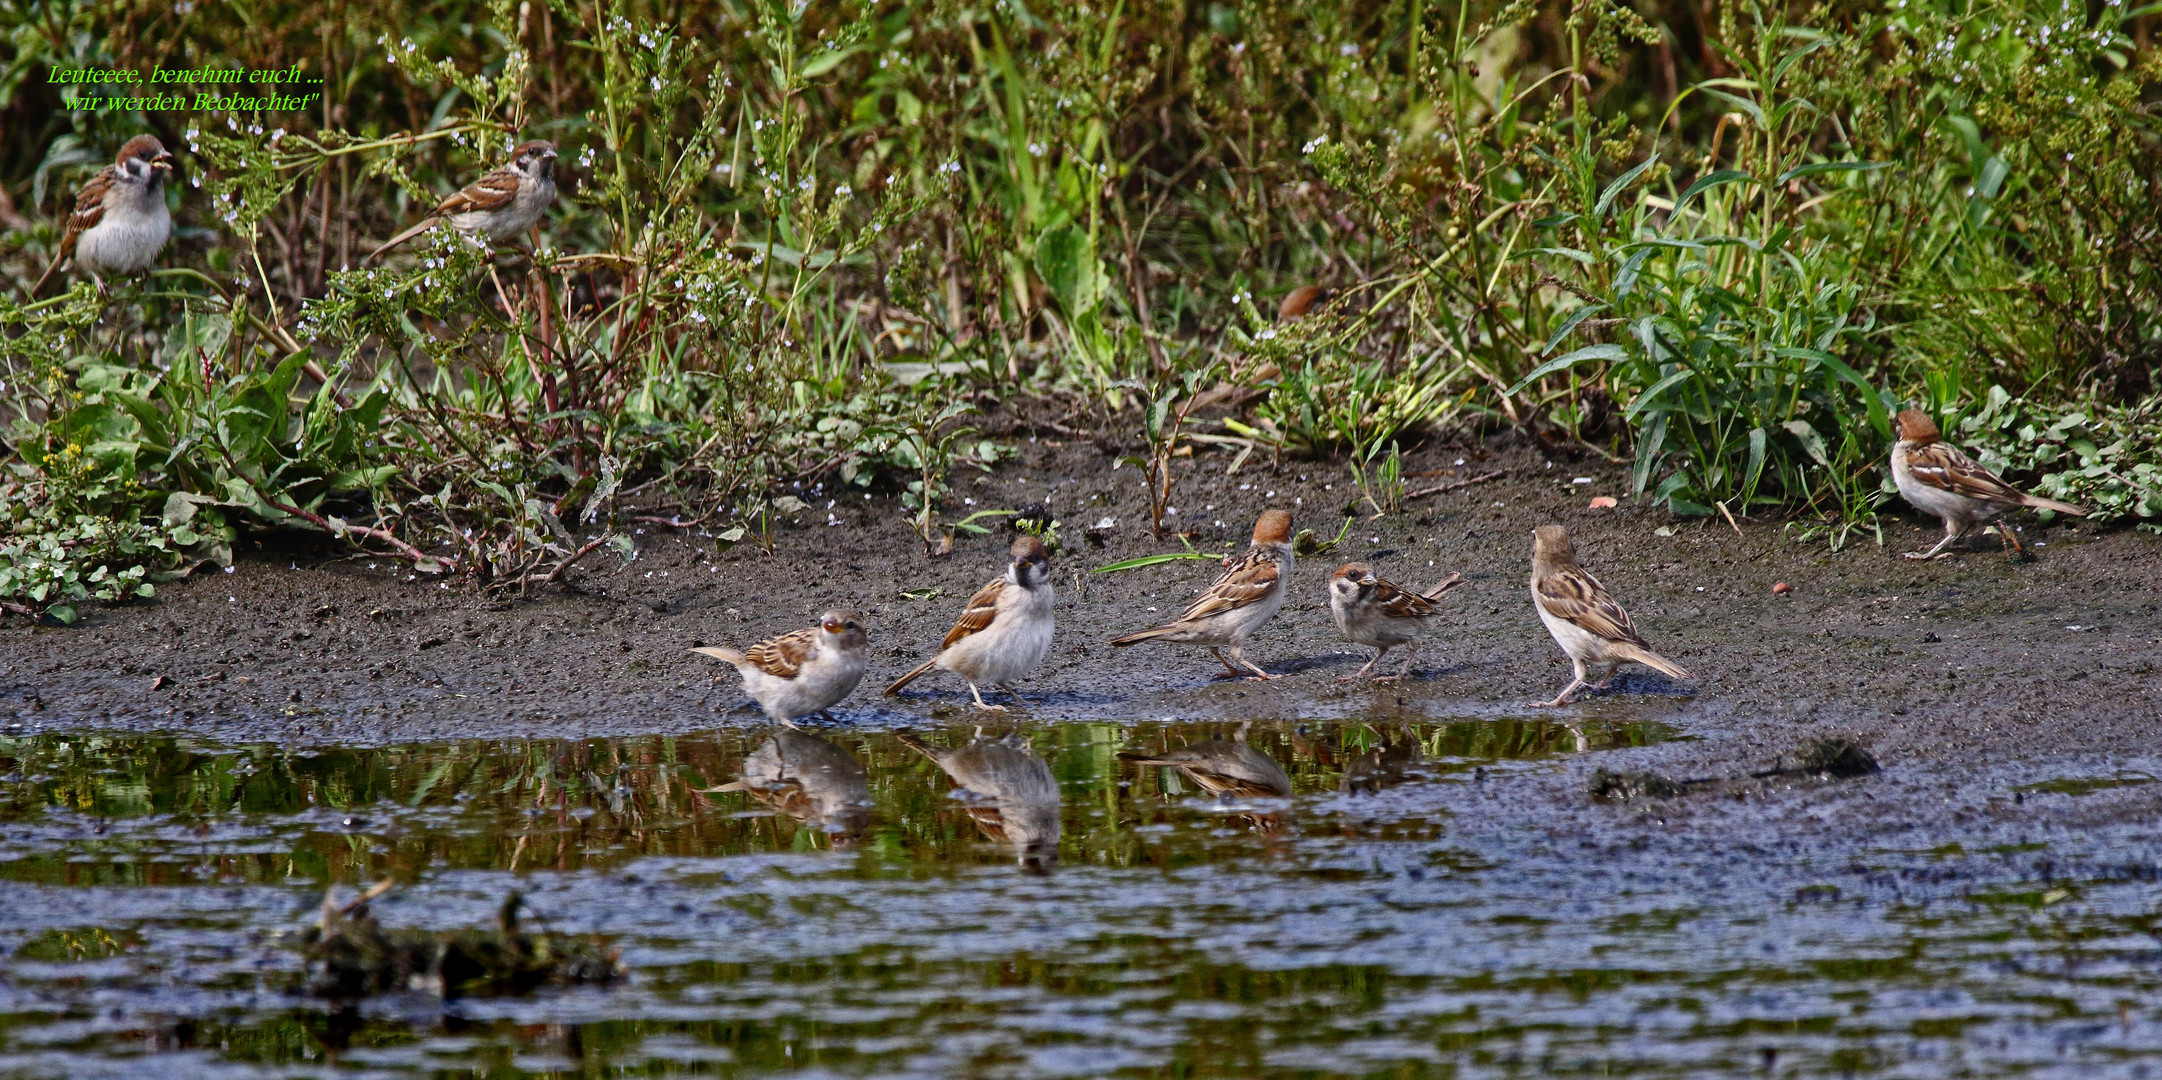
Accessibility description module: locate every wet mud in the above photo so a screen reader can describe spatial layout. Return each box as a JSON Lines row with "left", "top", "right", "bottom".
{"left": 2, "top": 435, "right": 2160, "bottom": 1076}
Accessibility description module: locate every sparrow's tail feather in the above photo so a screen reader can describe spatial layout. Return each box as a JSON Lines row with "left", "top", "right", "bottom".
{"left": 29, "top": 257, "right": 63, "bottom": 299}
{"left": 1108, "top": 624, "right": 1179, "bottom": 647}
{"left": 883, "top": 658, "right": 940, "bottom": 696}
{"left": 1420, "top": 573, "right": 1468, "bottom": 601}
{"left": 365, "top": 218, "right": 439, "bottom": 264}
{"left": 689, "top": 645, "right": 746, "bottom": 665}
{"left": 2022, "top": 495, "right": 2087, "bottom": 516}
{"left": 893, "top": 731, "right": 935, "bottom": 758}
{"left": 1614, "top": 644, "right": 1691, "bottom": 681}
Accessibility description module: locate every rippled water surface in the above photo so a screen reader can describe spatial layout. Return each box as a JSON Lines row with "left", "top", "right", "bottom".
{"left": 1, "top": 716, "right": 2159, "bottom": 1078}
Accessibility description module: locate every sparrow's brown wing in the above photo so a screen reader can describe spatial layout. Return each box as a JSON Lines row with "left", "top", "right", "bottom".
{"left": 739, "top": 626, "right": 819, "bottom": 679}
{"left": 55, "top": 167, "right": 118, "bottom": 260}
{"left": 1534, "top": 564, "right": 1648, "bottom": 647}
{"left": 939, "top": 576, "right": 1007, "bottom": 651}
{"left": 1370, "top": 576, "right": 1454, "bottom": 620}
{"left": 1903, "top": 441, "right": 2029, "bottom": 507}
{"left": 431, "top": 165, "right": 522, "bottom": 218}
{"left": 1175, "top": 548, "right": 1282, "bottom": 621}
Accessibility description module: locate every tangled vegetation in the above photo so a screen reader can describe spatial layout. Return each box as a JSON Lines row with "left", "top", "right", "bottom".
{"left": 2, "top": 0, "right": 2158, "bottom": 620}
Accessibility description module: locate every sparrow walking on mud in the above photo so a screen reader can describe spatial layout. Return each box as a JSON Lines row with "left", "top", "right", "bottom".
{"left": 1109, "top": 510, "right": 1294, "bottom": 680}
{"left": 885, "top": 537, "right": 1055, "bottom": 710}
{"left": 1327, "top": 562, "right": 1468, "bottom": 681}
{"left": 691, "top": 609, "right": 869, "bottom": 725}
{"left": 1527, "top": 525, "right": 1691, "bottom": 708}
{"left": 1888, "top": 409, "right": 2086, "bottom": 560}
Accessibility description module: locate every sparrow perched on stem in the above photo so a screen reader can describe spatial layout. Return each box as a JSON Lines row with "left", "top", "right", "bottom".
{"left": 690, "top": 609, "right": 868, "bottom": 725}
{"left": 896, "top": 730, "right": 1061, "bottom": 865}
{"left": 1889, "top": 409, "right": 2087, "bottom": 560}
{"left": 365, "top": 140, "right": 557, "bottom": 264}
{"left": 1327, "top": 562, "right": 1468, "bottom": 681}
{"left": 885, "top": 536, "right": 1055, "bottom": 710}
{"left": 1117, "top": 724, "right": 1292, "bottom": 800}
{"left": 1109, "top": 509, "right": 1293, "bottom": 680}
{"left": 1528, "top": 525, "right": 1691, "bottom": 708}
{"left": 31, "top": 135, "right": 173, "bottom": 297}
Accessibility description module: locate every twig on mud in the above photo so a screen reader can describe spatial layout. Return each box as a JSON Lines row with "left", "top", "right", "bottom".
{"left": 209, "top": 440, "right": 442, "bottom": 569}
{"left": 1, "top": 600, "right": 34, "bottom": 620}
{"left": 544, "top": 533, "right": 614, "bottom": 583}
{"left": 1716, "top": 501, "right": 1744, "bottom": 538}
{"left": 1406, "top": 470, "right": 1505, "bottom": 499}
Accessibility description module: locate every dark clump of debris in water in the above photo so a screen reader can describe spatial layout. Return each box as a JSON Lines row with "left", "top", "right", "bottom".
{"left": 1590, "top": 737, "right": 1881, "bottom": 802}
{"left": 298, "top": 880, "right": 621, "bottom": 1001}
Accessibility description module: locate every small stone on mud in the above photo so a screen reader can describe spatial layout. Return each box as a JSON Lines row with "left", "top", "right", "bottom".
{"left": 1794, "top": 738, "right": 1880, "bottom": 779}
{"left": 1588, "top": 769, "right": 1687, "bottom": 801}
{"left": 1772, "top": 582, "right": 1791, "bottom": 595}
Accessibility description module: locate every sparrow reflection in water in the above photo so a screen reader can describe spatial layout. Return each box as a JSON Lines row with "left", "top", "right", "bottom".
{"left": 896, "top": 730, "right": 1061, "bottom": 868}
{"left": 1338, "top": 731, "right": 1426, "bottom": 795}
{"left": 1119, "top": 724, "right": 1293, "bottom": 834}
{"left": 708, "top": 730, "right": 872, "bottom": 847}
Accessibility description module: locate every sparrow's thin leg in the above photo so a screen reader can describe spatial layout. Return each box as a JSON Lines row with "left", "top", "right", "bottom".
{"left": 1375, "top": 644, "right": 1418, "bottom": 683}
{"left": 1339, "top": 649, "right": 1384, "bottom": 683}
{"left": 1997, "top": 523, "right": 2030, "bottom": 561}
{"left": 1531, "top": 659, "right": 1590, "bottom": 708}
{"left": 1590, "top": 663, "right": 1620, "bottom": 691}
{"left": 1228, "top": 646, "right": 1280, "bottom": 681}
{"left": 997, "top": 682, "right": 1031, "bottom": 707}
{"left": 966, "top": 682, "right": 1008, "bottom": 712}
{"left": 1209, "top": 647, "right": 1246, "bottom": 679}
{"left": 778, "top": 715, "right": 803, "bottom": 730}
{"left": 1905, "top": 518, "right": 1966, "bottom": 560}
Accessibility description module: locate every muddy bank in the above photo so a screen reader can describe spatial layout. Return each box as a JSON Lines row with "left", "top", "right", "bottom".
{"left": 3, "top": 434, "right": 2157, "bottom": 782}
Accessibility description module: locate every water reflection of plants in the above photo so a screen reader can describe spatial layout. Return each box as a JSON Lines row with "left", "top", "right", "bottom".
{"left": 0, "top": 718, "right": 1669, "bottom": 883}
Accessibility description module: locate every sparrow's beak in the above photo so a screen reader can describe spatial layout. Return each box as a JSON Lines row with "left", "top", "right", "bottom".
{"left": 151, "top": 153, "right": 174, "bottom": 172}
{"left": 1361, "top": 575, "right": 1378, "bottom": 587}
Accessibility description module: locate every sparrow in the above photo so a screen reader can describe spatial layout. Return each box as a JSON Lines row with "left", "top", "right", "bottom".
{"left": 1109, "top": 509, "right": 1293, "bottom": 680}
{"left": 1119, "top": 724, "right": 1292, "bottom": 799}
{"left": 366, "top": 139, "right": 558, "bottom": 263}
{"left": 1889, "top": 409, "right": 2087, "bottom": 560}
{"left": 690, "top": 608, "right": 869, "bottom": 725}
{"left": 885, "top": 536, "right": 1055, "bottom": 710}
{"left": 896, "top": 730, "right": 1061, "bottom": 865}
{"left": 31, "top": 134, "right": 174, "bottom": 297}
{"left": 707, "top": 730, "right": 872, "bottom": 845}
{"left": 1327, "top": 562, "right": 1468, "bottom": 681}
{"left": 1528, "top": 525, "right": 1691, "bottom": 708}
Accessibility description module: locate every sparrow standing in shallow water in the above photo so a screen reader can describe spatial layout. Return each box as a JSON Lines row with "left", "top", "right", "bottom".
{"left": 1889, "top": 409, "right": 2087, "bottom": 560}
{"left": 1109, "top": 509, "right": 1293, "bottom": 680}
{"left": 691, "top": 609, "right": 868, "bottom": 725}
{"left": 885, "top": 536, "right": 1055, "bottom": 710}
{"left": 1328, "top": 562, "right": 1467, "bottom": 681}
{"left": 1528, "top": 525, "right": 1690, "bottom": 708}
{"left": 32, "top": 135, "right": 173, "bottom": 296}
{"left": 366, "top": 140, "right": 557, "bottom": 263}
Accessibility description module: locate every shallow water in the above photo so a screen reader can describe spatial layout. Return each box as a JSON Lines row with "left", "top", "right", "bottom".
{"left": 1, "top": 716, "right": 2160, "bottom": 1077}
